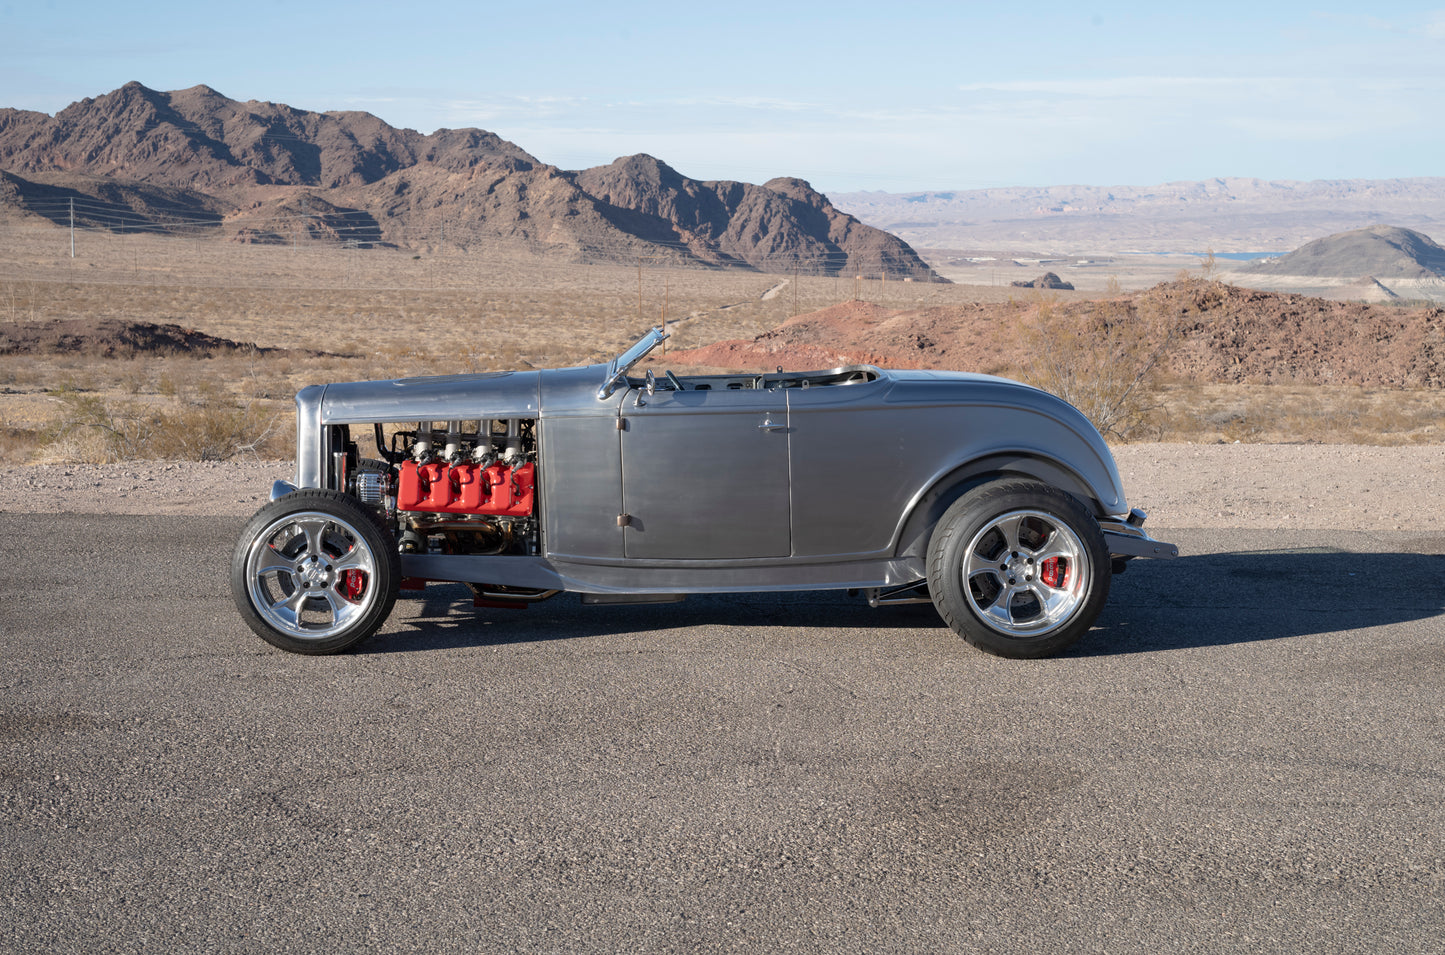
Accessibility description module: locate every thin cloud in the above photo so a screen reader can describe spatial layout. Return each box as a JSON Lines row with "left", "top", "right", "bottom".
{"left": 1312, "top": 8, "right": 1445, "bottom": 38}
{"left": 956, "top": 76, "right": 1294, "bottom": 98}
{"left": 678, "top": 95, "right": 815, "bottom": 112}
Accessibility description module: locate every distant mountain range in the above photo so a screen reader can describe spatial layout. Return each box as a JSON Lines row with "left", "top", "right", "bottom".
{"left": 832, "top": 178, "right": 1445, "bottom": 253}
{"left": 0, "top": 82, "right": 939, "bottom": 280}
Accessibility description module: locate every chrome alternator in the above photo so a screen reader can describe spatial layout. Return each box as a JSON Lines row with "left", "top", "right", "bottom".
{"left": 354, "top": 470, "right": 389, "bottom": 509}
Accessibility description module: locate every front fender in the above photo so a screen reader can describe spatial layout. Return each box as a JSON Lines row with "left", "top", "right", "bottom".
{"left": 892, "top": 448, "right": 1121, "bottom": 563}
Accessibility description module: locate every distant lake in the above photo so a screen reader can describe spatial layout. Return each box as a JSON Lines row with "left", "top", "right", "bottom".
{"left": 1116, "top": 251, "right": 1283, "bottom": 260}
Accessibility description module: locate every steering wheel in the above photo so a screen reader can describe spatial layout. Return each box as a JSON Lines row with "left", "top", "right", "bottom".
{"left": 665, "top": 370, "right": 685, "bottom": 391}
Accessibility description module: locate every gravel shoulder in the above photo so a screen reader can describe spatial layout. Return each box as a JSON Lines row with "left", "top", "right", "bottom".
{"left": 0, "top": 444, "right": 1441, "bottom": 531}
{"left": 1112, "top": 443, "right": 1445, "bottom": 531}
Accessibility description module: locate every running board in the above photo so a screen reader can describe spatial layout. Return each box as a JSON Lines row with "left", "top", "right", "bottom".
{"left": 865, "top": 583, "right": 932, "bottom": 607}
{"left": 579, "top": 593, "right": 687, "bottom": 606}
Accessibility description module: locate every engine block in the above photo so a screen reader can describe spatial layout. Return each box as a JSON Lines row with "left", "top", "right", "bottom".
{"left": 396, "top": 460, "right": 535, "bottom": 516}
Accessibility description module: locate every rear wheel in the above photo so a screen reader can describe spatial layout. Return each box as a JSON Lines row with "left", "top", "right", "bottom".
{"left": 927, "top": 479, "right": 1109, "bottom": 658}
{"left": 230, "top": 489, "right": 400, "bottom": 654}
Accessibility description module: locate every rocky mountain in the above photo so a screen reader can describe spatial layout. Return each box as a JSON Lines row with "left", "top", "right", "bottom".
{"left": 575, "top": 155, "right": 931, "bottom": 275}
{"left": 0, "top": 82, "right": 939, "bottom": 279}
{"left": 0, "top": 82, "right": 537, "bottom": 190}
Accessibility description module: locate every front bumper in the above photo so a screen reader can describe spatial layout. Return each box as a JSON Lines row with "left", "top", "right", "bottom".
{"left": 1100, "top": 508, "right": 1178, "bottom": 559}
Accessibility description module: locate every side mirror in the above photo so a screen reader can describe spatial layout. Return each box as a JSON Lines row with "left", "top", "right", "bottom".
{"left": 635, "top": 369, "right": 657, "bottom": 407}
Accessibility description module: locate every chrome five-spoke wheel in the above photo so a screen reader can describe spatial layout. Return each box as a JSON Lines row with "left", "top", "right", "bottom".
{"left": 245, "top": 511, "right": 379, "bottom": 638}
{"left": 927, "top": 479, "right": 1110, "bottom": 658}
{"left": 231, "top": 489, "right": 399, "bottom": 654}
{"left": 962, "top": 509, "right": 1089, "bottom": 637}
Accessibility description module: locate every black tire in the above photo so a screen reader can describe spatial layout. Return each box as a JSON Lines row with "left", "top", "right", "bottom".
{"left": 230, "top": 489, "right": 400, "bottom": 654}
{"left": 927, "top": 479, "right": 1109, "bottom": 658}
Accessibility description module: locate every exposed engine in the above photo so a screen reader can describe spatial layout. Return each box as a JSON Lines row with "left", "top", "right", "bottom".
{"left": 345, "top": 418, "right": 539, "bottom": 558}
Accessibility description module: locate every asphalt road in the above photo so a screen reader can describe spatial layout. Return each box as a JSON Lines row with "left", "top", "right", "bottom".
{"left": 1, "top": 514, "right": 1442, "bottom": 954}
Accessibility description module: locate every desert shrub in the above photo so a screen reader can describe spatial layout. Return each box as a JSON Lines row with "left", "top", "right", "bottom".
{"left": 146, "top": 400, "right": 286, "bottom": 461}
{"left": 45, "top": 389, "right": 288, "bottom": 462}
{"left": 1149, "top": 382, "right": 1445, "bottom": 444}
{"left": 43, "top": 391, "right": 143, "bottom": 463}
{"left": 0, "top": 426, "right": 44, "bottom": 465}
{"left": 156, "top": 373, "right": 184, "bottom": 399}
{"left": 2, "top": 280, "right": 43, "bottom": 323}
{"left": 1021, "top": 285, "right": 1173, "bottom": 441}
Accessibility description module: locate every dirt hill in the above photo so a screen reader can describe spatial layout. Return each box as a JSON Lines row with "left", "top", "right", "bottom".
{"left": 1012, "top": 271, "right": 1073, "bottom": 290}
{"left": 0, "top": 319, "right": 312, "bottom": 358}
{"left": 668, "top": 281, "right": 1445, "bottom": 388}
{"left": 1334, "top": 276, "right": 1401, "bottom": 304}
{"left": 0, "top": 82, "right": 939, "bottom": 279}
{"left": 1242, "top": 224, "right": 1445, "bottom": 279}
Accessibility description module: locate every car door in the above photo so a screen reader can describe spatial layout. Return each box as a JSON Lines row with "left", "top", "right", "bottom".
{"left": 619, "top": 384, "right": 790, "bottom": 559}
{"left": 783, "top": 375, "right": 898, "bottom": 558}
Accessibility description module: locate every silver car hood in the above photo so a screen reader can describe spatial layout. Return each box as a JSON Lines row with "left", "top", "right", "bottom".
{"left": 305, "top": 371, "right": 542, "bottom": 425}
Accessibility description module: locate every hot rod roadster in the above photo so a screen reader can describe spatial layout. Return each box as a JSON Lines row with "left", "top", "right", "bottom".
{"left": 231, "top": 327, "right": 1176, "bottom": 658}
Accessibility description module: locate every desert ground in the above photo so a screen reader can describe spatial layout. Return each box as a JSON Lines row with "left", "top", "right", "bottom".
{"left": 2, "top": 220, "right": 1442, "bottom": 469}
{"left": 923, "top": 248, "right": 1212, "bottom": 291}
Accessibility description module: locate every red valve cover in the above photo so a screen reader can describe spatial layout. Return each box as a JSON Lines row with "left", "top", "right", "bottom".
{"left": 397, "top": 460, "right": 535, "bottom": 516}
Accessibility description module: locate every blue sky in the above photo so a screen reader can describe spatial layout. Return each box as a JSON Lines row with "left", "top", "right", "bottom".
{"left": 2, "top": 1, "right": 1442, "bottom": 194}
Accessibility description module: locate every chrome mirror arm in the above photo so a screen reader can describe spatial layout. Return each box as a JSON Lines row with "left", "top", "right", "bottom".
{"left": 635, "top": 369, "right": 658, "bottom": 407}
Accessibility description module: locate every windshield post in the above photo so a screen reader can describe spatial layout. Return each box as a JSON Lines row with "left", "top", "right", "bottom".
{"left": 597, "top": 327, "right": 669, "bottom": 400}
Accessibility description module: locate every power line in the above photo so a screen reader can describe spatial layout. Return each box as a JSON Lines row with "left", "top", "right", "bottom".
{"left": 3, "top": 192, "right": 943, "bottom": 280}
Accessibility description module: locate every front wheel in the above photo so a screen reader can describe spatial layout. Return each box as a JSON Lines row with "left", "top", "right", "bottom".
{"left": 230, "top": 489, "right": 400, "bottom": 654}
{"left": 927, "top": 479, "right": 1110, "bottom": 658}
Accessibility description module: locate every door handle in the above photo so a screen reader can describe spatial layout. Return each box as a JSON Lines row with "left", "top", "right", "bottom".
{"left": 758, "top": 417, "right": 788, "bottom": 432}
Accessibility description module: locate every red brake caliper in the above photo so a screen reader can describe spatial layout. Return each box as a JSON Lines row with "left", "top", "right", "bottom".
{"left": 1039, "top": 557, "right": 1067, "bottom": 588}
{"left": 338, "top": 570, "right": 367, "bottom": 601}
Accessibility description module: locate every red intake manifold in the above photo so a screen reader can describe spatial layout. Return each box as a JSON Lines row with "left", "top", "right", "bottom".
{"left": 396, "top": 460, "right": 535, "bottom": 516}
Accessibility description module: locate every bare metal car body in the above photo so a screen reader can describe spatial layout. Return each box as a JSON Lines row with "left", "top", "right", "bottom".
{"left": 231, "top": 328, "right": 1175, "bottom": 657}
